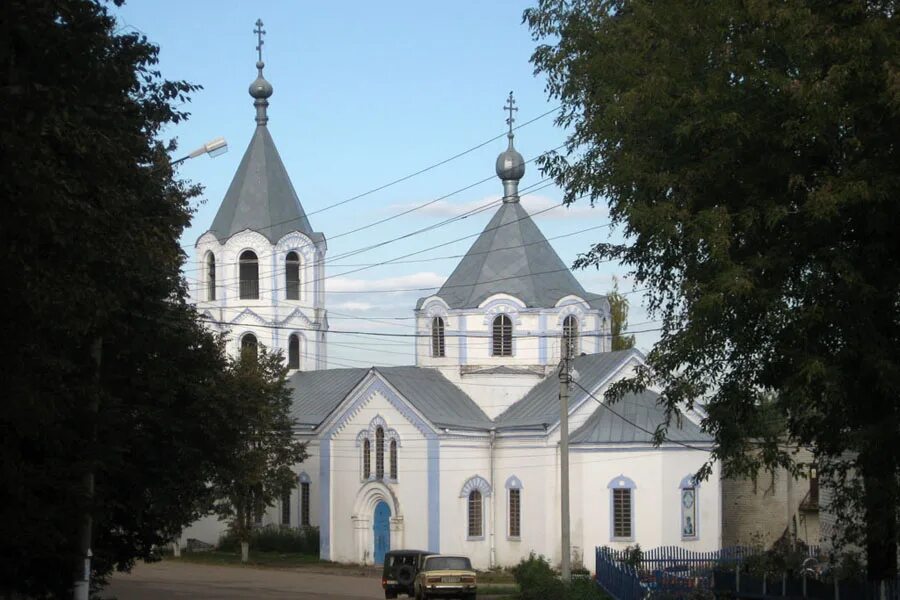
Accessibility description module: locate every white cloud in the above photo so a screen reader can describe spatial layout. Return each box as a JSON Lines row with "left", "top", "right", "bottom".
{"left": 388, "top": 194, "right": 606, "bottom": 221}
{"left": 327, "top": 271, "right": 446, "bottom": 294}
{"left": 333, "top": 301, "right": 375, "bottom": 311}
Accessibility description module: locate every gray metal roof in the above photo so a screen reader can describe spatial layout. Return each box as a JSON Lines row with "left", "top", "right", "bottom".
{"left": 494, "top": 350, "right": 640, "bottom": 428}
{"left": 207, "top": 126, "right": 321, "bottom": 244}
{"left": 570, "top": 389, "right": 711, "bottom": 444}
{"left": 288, "top": 366, "right": 493, "bottom": 430}
{"left": 417, "top": 201, "right": 606, "bottom": 310}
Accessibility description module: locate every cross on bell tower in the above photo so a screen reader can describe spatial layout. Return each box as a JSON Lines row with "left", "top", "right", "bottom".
{"left": 503, "top": 91, "right": 518, "bottom": 136}
{"left": 254, "top": 19, "right": 266, "bottom": 62}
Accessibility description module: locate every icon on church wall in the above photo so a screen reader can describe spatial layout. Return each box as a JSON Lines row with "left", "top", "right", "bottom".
{"left": 681, "top": 488, "right": 696, "bottom": 537}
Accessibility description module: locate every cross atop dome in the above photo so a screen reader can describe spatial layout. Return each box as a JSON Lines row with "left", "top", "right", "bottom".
{"left": 249, "top": 18, "right": 273, "bottom": 126}
{"left": 495, "top": 91, "right": 525, "bottom": 202}
{"left": 504, "top": 91, "right": 518, "bottom": 136}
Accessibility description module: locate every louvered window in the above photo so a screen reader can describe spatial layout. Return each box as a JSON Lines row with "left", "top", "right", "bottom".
{"left": 509, "top": 489, "right": 521, "bottom": 538}
{"left": 563, "top": 315, "right": 578, "bottom": 358}
{"left": 613, "top": 488, "right": 632, "bottom": 539}
{"left": 390, "top": 439, "right": 398, "bottom": 480}
{"left": 362, "top": 438, "right": 371, "bottom": 479}
{"left": 239, "top": 250, "right": 259, "bottom": 299}
{"left": 375, "top": 427, "right": 385, "bottom": 479}
{"left": 206, "top": 252, "right": 216, "bottom": 301}
{"left": 288, "top": 334, "right": 300, "bottom": 369}
{"left": 300, "top": 482, "right": 310, "bottom": 527}
{"left": 468, "top": 490, "right": 483, "bottom": 537}
{"left": 492, "top": 315, "right": 512, "bottom": 356}
{"left": 431, "top": 317, "right": 446, "bottom": 357}
{"left": 285, "top": 251, "right": 300, "bottom": 300}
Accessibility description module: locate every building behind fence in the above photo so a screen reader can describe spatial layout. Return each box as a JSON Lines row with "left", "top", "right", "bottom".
{"left": 595, "top": 545, "right": 900, "bottom": 600}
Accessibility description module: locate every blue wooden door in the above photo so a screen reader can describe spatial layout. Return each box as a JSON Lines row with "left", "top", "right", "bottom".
{"left": 373, "top": 501, "right": 391, "bottom": 565}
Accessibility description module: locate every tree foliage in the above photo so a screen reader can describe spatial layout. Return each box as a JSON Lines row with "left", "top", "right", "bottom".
{"left": 0, "top": 0, "right": 247, "bottom": 594}
{"left": 210, "top": 346, "right": 308, "bottom": 561}
{"left": 526, "top": 0, "right": 900, "bottom": 578}
{"left": 608, "top": 276, "right": 635, "bottom": 351}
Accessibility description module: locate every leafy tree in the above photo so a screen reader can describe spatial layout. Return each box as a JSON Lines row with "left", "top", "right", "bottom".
{"left": 0, "top": 0, "right": 244, "bottom": 594}
{"left": 608, "top": 276, "right": 635, "bottom": 351}
{"left": 211, "top": 346, "right": 308, "bottom": 562}
{"left": 526, "top": 0, "right": 900, "bottom": 579}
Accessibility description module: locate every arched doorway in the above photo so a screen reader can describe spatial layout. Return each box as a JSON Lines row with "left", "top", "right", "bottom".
{"left": 373, "top": 500, "right": 391, "bottom": 565}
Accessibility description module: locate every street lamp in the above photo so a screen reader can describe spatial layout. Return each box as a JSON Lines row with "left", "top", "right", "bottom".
{"left": 171, "top": 137, "right": 228, "bottom": 165}
{"left": 72, "top": 134, "right": 227, "bottom": 600}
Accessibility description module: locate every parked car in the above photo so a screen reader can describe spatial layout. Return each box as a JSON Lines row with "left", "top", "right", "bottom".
{"left": 413, "top": 554, "right": 477, "bottom": 600}
{"left": 382, "top": 550, "right": 434, "bottom": 599}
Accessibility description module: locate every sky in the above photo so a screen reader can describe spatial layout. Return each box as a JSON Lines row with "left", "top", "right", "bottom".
{"left": 112, "top": 0, "right": 660, "bottom": 368}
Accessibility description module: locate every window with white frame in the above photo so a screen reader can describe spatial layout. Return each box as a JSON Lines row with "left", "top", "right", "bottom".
{"left": 285, "top": 251, "right": 300, "bottom": 300}
{"left": 300, "top": 480, "right": 310, "bottom": 527}
{"left": 506, "top": 475, "right": 523, "bottom": 539}
{"left": 389, "top": 439, "right": 398, "bottom": 480}
{"left": 468, "top": 490, "right": 483, "bottom": 538}
{"left": 375, "top": 426, "right": 385, "bottom": 479}
{"left": 239, "top": 250, "right": 259, "bottom": 299}
{"left": 240, "top": 333, "right": 258, "bottom": 361}
{"left": 206, "top": 252, "right": 216, "bottom": 301}
{"left": 608, "top": 475, "right": 636, "bottom": 541}
{"left": 281, "top": 491, "right": 291, "bottom": 526}
{"left": 431, "top": 316, "right": 446, "bottom": 357}
{"left": 492, "top": 314, "right": 513, "bottom": 356}
{"left": 680, "top": 475, "right": 698, "bottom": 539}
{"left": 288, "top": 334, "right": 300, "bottom": 370}
{"left": 362, "top": 438, "right": 371, "bottom": 479}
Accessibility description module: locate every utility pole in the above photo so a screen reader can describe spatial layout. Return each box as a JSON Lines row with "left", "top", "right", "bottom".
{"left": 73, "top": 337, "right": 101, "bottom": 600}
{"left": 559, "top": 338, "right": 571, "bottom": 581}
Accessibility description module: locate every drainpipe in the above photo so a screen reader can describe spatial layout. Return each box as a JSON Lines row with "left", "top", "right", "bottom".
{"left": 490, "top": 428, "right": 497, "bottom": 569}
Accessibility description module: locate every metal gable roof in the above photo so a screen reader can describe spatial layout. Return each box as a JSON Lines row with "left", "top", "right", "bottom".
{"left": 287, "top": 366, "right": 492, "bottom": 431}
{"left": 569, "top": 389, "right": 712, "bottom": 444}
{"left": 418, "top": 201, "right": 607, "bottom": 310}
{"left": 494, "top": 349, "right": 641, "bottom": 429}
{"left": 207, "top": 126, "right": 321, "bottom": 244}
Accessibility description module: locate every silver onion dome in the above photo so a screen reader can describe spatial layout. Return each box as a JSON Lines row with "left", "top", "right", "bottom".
{"left": 495, "top": 137, "right": 525, "bottom": 181}
{"left": 249, "top": 61, "right": 273, "bottom": 99}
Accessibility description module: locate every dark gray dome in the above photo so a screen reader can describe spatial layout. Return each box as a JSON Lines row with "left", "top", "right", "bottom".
{"left": 495, "top": 139, "right": 525, "bottom": 181}
{"left": 249, "top": 62, "right": 273, "bottom": 99}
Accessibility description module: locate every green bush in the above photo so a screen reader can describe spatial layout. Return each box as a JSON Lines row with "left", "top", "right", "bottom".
{"left": 512, "top": 553, "right": 565, "bottom": 600}
{"left": 564, "top": 577, "right": 607, "bottom": 600}
{"left": 217, "top": 525, "right": 319, "bottom": 555}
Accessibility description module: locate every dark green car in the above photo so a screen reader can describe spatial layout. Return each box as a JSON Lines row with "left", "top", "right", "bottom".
{"left": 381, "top": 550, "right": 434, "bottom": 599}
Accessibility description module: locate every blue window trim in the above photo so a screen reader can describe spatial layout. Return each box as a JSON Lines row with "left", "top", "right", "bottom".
{"left": 608, "top": 474, "right": 636, "bottom": 542}
{"left": 504, "top": 475, "right": 523, "bottom": 490}
{"left": 462, "top": 475, "right": 491, "bottom": 542}
{"left": 679, "top": 474, "right": 700, "bottom": 541}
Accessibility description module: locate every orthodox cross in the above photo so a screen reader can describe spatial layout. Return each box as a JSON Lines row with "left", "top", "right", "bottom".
{"left": 254, "top": 19, "right": 266, "bottom": 62}
{"left": 504, "top": 91, "right": 518, "bottom": 134}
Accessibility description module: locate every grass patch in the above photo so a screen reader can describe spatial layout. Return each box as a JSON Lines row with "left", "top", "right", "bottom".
{"left": 170, "top": 550, "right": 322, "bottom": 568}
{"left": 477, "top": 569, "right": 516, "bottom": 583}
{"left": 477, "top": 583, "right": 519, "bottom": 597}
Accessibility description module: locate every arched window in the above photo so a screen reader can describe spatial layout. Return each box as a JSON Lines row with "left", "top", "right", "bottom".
{"left": 239, "top": 250, "right": 259, "bottom": 299}
{"left": 431, "top": 317, "right": 446, "bottom": 357}
{"left": 375, "top": 427, "right": 385, "bottom": 479}
{"left": 492, "top": 314, "right": 512, "bottom": 357}
{"left": 679, "top": 475, "right": 699, "bottom": 540}
{"left": 389, "top": 439, "right": 398, "bottom": 480}
{"left": 285, "top": 251, "right": 300, "bottom": 300}
{"left": 506, "top": 476, "right": 523, "bottom": 539}
{"left": 206, "top": 252, "right": 216, "bottom": 301}
{"left": 288, "top": 334, "right": 300, "bottom": 370}
{"left": 240, "top": 333, "right": 258, "bottom": 360}
{"left": 563, "top": 315, "right": 579, "bottom": 358}
{"left": 468, "top": 490, "right": 483, "bottom": 538}
{"left": 362, "top": 438, "right": 371, "bottom": 479}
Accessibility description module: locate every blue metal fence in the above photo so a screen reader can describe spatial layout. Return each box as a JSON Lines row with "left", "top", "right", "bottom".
{"left": 595, "top": 547, "right": 644, "bottom": 600}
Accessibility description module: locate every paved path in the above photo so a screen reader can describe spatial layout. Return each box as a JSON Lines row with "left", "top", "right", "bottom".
{"left": 104, "top": 561, "right": 385, "bottom": 599}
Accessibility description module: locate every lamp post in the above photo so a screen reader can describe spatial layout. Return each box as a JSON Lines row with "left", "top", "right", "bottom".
{"left": 72, "top": 135, "right": 227, "bottom": 600}
{"left": 171, "top": 137, "right": 228, "bottom": 165}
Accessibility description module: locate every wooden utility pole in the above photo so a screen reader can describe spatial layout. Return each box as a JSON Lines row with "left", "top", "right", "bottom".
{"left": 559, "top": 339, "right": 571, "bottom": 581}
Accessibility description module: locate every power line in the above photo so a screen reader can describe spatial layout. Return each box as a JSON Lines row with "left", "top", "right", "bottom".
{"left": 182, "top": 107, "right": 562, "bottom": 251}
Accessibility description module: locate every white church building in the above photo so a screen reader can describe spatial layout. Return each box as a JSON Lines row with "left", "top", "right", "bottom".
{"left": 183, "top": 35, "right": 722, "bottom": 569}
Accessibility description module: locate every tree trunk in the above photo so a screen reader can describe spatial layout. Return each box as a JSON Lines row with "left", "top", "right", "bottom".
{"left": 241, "top": 541, "right": 249, "bottom": 563}
{"left": 862, "top": 457, "right": 898, "bottom": 581}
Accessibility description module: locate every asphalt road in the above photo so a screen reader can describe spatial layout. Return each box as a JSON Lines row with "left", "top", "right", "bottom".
{"left": 103, "top": 561, "right": 386, "bottom": 599}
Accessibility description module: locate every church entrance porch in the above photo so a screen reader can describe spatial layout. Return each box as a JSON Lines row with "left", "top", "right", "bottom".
{"left": 352, "top": 482, "right": 403, "bottom": 565}
{"left": 373, "top": 501, "right": 390, "bottom": 565}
